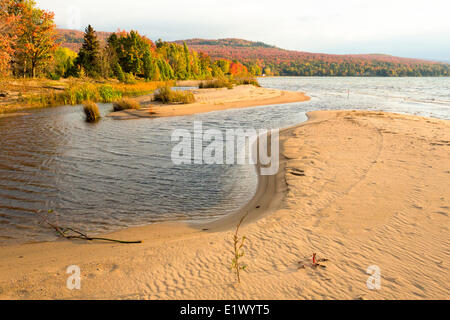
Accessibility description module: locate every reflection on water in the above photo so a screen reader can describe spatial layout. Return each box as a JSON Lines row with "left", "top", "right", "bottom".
{"left": 0, "top": 77, "right": 448, "bottom": 244}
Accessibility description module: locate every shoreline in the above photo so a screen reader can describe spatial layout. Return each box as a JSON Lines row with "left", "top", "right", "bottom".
{"left": 0, "top": 110, "right": 448, "bottom": 299}
{"left": 108, "top": 85, "right": 310, "bottom": 119}
{"left": 0, "top": 83, "right": 309, "bottom": 118}
{"left": 0, "top": 78, "right": 173, "bottom": 115}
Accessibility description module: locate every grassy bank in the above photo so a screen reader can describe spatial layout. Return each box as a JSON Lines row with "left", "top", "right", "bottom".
{"left": 0, "top": 78, "right": 174, "bottom": 114}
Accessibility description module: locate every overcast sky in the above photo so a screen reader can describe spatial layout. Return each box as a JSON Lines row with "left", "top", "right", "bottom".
{"left": 36, "top": 0, "right": 450, "bottom": 61}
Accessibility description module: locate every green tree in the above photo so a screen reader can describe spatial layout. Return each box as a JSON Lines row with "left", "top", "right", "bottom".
{"left": 143, "top": 51, "right": 157, "bottom": 80}
{"left": 215, "top": 59, "right": 230, "bottom": 74}
{"left": 75, "top": 25, "right": 101, "bottom": 77}
{"left": 113, "top": 62, "right": 125, "bottom": 82}
{"left": 108, "top": 30, "right": 154, "bottom": 77}
{"left": 51, "top": 47, "right": 77, "bottom": 78}
{"left": 156, "top": 58, "right": 174, "bottom": 80}
{"left": 183, "top": 42, "right": 192, "bottom": 78}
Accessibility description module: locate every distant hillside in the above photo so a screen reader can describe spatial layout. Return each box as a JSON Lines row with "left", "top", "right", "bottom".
{"left": 176, "top": 38, "right": 449, "bottom": 77}
{"left": 56, "top": 29, "right": 449, "bottom": 76}
{"left": 57, "top": 28, "right": 113, "bottom": 52}
{"left": 177, "top": 38, "right": 436, "bottom": 64}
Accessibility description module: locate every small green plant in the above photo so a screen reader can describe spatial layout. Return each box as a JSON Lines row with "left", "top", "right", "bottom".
{"left": 83, "top": 101, "right": 100, "bottom": 122}
{"left": 154, "top": 86, "right": 195, "bottom": 104}
{"left": 99, "top": 85, "right": 122, "bottom": 102}
{"left": 113, "top": 97, "right": 141, "bottom": 111}
{"left": 230, "top": 214, "right": 248, "bottom": 284}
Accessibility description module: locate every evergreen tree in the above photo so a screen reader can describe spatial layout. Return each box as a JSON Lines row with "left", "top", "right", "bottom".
{"left": 75, "top": 25, "right": 101, "bottom": 77}
{"left": 143, "top": 51, "right": 156, "bottom": 80}
{"left": 113, "top": 62, "right": 125, "bottom": 82}
{"left": 183, "top": 42, "right": 192, "bottom": 78}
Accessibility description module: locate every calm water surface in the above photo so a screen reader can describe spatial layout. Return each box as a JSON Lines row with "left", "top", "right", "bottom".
{"left": 0, "top": 77, "right": 448, "bottom": 244}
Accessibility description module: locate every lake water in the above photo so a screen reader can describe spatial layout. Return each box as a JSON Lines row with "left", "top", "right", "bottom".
{"left": 0, "top": 77, "right": 448, "bottom": 245}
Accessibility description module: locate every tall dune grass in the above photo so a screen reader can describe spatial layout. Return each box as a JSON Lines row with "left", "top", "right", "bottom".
{"left": 154, "top": 86, "right": 195, "bottom": 104}
{"left": 199, "top": 78, "right": 233, "bottom": 89}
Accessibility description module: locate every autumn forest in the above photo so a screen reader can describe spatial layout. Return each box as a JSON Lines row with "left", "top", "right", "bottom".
{"left": 1, "top": 0, "right": 449, "bottom": 83}
{"left": 0, "top": 0, "right": 252, "bottom": 82}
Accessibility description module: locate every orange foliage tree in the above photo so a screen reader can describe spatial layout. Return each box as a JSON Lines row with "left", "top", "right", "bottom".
{"left": 14, "top": 0, "right": 58, "bottom": 77}
{"left": 0, "top": 0, "right": 17, "bottom": 76}
{"left": 229, "top": 61, "right": 248, "bottom": 77}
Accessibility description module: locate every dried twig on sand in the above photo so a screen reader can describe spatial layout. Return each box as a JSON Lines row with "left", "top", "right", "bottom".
{"left": 37, "top": 210, "right": 142, "bottom": 244}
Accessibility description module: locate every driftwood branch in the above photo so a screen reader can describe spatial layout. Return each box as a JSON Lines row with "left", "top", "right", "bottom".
{"left": 36, "top": 211, "right": 142, "bottom": 244}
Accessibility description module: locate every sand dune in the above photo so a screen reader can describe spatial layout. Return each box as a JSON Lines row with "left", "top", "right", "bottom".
{"left": 0, "top": 110, "right": 448, "bottom": 300}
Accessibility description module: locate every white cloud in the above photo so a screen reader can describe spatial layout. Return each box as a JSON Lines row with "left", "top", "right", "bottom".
{"left": 36, "top": 0, "right": 450, "bottom": 60}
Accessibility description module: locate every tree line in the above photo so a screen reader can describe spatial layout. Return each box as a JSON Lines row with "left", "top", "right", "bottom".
{"left": 258, "top": 60, "right": 449, "bottom": 77}
{"left": 5, "top": 0, "right": 442, "bottom": 81}
{"left": 182, "top": 39, "right": 450, "bottom": 77}
{"left": 0, "top": 0, "right": 251, "bottom": 81}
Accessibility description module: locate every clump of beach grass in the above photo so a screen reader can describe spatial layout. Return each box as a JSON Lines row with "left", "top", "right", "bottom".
{"left": 113, "top": 97, "right": 141, "bottom": 111}
{"left": 83, "top": 101, "right": 100, "bottom": 122}
{"left": 199, "top": 77, "right": 260, "bottom": 89}
{"left": 154, "top": 86, "right": 195, "bottom": 104}
{"left": 233, "top": 78, "right": 261, "bottom": 87}
{"left": 199, "top": 78, "right": 233, "bottom": 90}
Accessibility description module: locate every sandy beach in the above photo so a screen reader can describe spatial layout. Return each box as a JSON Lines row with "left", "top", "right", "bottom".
{"left": 0, "top": 109, "right": 448, "bottom": 300}
{"left": 108, "top": 85, "right": 310, "bottom": 119}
